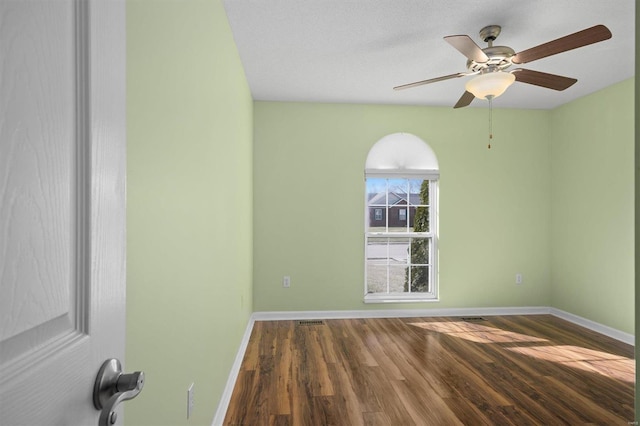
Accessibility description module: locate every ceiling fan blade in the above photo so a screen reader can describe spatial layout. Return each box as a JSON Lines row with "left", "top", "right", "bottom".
{"left": 512, "top": 68, "right": 577, "bottom": 91}
{"left": 444, "top": 35, "right": 489, "bottom": 63}
{"left": 393, "top": 72, "right": 468, "bottom": 90}
{"left": 512, "top": 24, "right": 612, "bottom": 64}
{"left": 453, "top": 91, "right": 475, "bottom": 109}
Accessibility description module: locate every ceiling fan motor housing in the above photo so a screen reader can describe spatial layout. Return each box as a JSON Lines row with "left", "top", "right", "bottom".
{"left": 467, "top": 45, "right": 516, "bottom": 73}
{"left": 466, "top": 25, "right": 515, "bottom": 74}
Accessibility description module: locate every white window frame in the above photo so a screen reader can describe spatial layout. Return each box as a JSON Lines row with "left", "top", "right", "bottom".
{"left": 364, "top": 172, "right": 438, "bottom": 303}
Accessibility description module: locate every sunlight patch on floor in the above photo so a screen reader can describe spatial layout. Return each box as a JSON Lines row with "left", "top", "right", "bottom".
{"left": 409, "top": 321, "right": 548, "bottom": 344}
{"left": 507, "top": 345, "right": 635, "bottom": 383}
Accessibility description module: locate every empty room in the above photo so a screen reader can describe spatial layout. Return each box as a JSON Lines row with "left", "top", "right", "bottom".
{"left": 218, "top": 0, "right": 636, "bottom": 424}
{"left": 0, "top": 0, "right": 636, "bottom": 425}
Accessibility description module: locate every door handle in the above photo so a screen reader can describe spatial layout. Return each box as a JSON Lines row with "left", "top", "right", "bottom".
{"left": 93, "top": 359, "right": 145, "bottom": 426}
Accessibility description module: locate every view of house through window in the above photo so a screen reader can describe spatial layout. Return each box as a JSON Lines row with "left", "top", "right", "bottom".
{"left": 365, "top": 178, "right": 436, "bottom": 299}
{"left": 364, "top": 132, "right": 439, "bottom": 302}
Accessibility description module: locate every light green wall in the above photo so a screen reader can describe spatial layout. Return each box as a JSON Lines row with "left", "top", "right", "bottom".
{"left": 635, "top": 1, "right": 639, "bottom": 417}
{"left": 254, "top": 83, "right": 634, "bottom": 332}
{"left": 253, "top": 103, "right": 552, "bottom": 311}
{"left": 550, "top": 79, "right": 635, "bottom": 334}
{"left": 126, "top": 1, "right": 253, "bottom": 425}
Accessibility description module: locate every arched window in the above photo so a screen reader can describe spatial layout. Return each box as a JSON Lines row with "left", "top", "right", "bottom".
{"left": 364, "top": 133, "right": 439, "bottom": 302}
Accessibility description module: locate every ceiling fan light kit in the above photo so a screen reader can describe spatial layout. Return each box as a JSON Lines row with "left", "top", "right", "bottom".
{"left": 465, "top": 71, "right": 515, "bottom": 100}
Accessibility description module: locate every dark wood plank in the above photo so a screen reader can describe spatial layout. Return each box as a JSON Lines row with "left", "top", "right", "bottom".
{"left": 362, "top": 411, "right": 392, "bottom": 425}
{"left": 442, "top": 397, "right": 494, "bottom": 425}
{"left": 273, "top": 322, "right": 293, "bottom": 416}
{"left": 269, "top": 414, "right": 290, "bottom": 426}
{"left": 389, "top": 378, "right": 462, "bottom": 425}
{"left": 359, "top": 366, "right": 414, "bottom": 425}
{"left": 324, "top": 362, "right": 364, "bottom": 426}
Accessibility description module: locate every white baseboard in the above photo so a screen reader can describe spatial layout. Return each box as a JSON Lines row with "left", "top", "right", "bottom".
{"left": 252, "top": 306, "right": 551, "bottom": 321}
{"left": 213, "top": 306, "right": 634, "bottom": 425}
{"left": 550, "top": 308, "right": 635, "bottom": 346}
{"left": 211, "top": 315, "right": 256, "bottom": 426}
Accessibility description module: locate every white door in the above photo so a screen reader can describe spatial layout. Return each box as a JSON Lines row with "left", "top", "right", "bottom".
{"left": 0, "top": 1, "right": 127, "bottom": 425}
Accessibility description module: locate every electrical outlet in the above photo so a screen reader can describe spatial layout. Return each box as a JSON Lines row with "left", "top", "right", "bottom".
{"left": 516, "top": 273, "right": 523, "bottom": 285}
{"left": 187, "top": 383, "right": 194, "bottom": 419}
{"left": 283, "top": 276, "right": 291, "bottom": 288}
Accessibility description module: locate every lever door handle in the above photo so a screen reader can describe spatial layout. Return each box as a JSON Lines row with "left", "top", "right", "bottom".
{"left": 93, "top": 359, "right": 145, "bottom": 426}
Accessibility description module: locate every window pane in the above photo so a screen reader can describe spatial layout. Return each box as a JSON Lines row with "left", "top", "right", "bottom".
{"left": 367, "top": 208, "right": 386, "bottom": 232}
{"left": 367, "top": 238, "right": 410, "bottom": 263}
{"left": 366, "top": 178, "right": 387, "bottom": 232}
{"left": 388, "top": 179, "right": 408, "bottom": 232}
{"left": 408, "top": 238, "right": 429, "bottom": 265}
{"left": 408, "top": 179, "right": 428, "bottom": 206}
{"left": 409, "top": 179, "right": 429, "bottom": 233}
{"left": 389, "top": 265, "right": 407, "bottom": 293}
{"left": 388, "top": 237, "right": 409, "bottom": 264}
{"left": 409, "top": 206, "right": 429, "bottom": 233}
{"left": 408, "top": 266, "right": 430, "bottom": 293}
{"left": 387, "top": 178, "right": 407, "bottom": 197}
{"left": 366, "top": 263, "right": 387, "bottom": 293}
{"left": 366, "top": 178, "right": 388, "bottom": 195}
{"left": 366, "top": 237, "right": 387, "bottom": 262}
{"left": 388, "top": 206, "right": 406, "bottom": 231}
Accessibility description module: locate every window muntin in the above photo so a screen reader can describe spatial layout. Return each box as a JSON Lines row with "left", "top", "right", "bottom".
{"left": 365, "top": 177, "right": 437, "bottom": 301}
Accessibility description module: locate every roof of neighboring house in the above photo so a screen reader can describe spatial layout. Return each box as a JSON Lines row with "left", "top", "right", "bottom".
{"left": 367, "top": 192, "right": 422, "bottom": 206}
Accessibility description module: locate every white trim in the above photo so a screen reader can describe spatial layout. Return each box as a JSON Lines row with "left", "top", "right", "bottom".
{"left": 211, "top": 315, "right": 256, "bottom": 426}
{"left": 365, "top": 169, "right": 440, "bottom": 179}
{"left": 252, "top": 306, "right": 551, "bottom": 321}
{"left": 363, "top": 296, "right": 439, "bottom": 304}
{"left": 213, "top": 306, "right": 634, "bottom": 424}
{"left": 365, "top": 232, "right": 434, "bottom": 237}
{"left": 549, "top": 308, "right": 635, "bottom": 346}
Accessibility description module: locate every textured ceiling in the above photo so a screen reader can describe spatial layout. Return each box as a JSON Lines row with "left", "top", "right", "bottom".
{"left": 223, "top": 0, "right": 634, "bottom": 109}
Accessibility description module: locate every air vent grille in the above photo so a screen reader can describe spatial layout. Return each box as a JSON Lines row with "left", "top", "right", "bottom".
{"left": 297, "top": 320, "right": 325, "bottom": 326}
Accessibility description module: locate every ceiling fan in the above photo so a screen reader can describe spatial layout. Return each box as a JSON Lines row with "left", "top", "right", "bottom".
{"left": 393, "top": 24, "right": 612, "bottom": 108}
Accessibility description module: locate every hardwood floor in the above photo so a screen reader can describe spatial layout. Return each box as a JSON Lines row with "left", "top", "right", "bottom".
{"left": 223, "top": 315, "right": 634, "bottom": 425}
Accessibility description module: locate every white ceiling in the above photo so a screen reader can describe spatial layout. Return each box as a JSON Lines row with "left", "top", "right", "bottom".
{"left": 223, "top": 0, "right": 635, "bottom": 109}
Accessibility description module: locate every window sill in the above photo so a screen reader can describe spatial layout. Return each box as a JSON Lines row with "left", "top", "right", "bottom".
{"left": 364, "top": 294, "right": 439, "bottom": 304}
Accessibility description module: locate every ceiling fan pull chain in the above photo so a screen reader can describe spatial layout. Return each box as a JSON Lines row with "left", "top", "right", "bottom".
{"left": 488, "top": 96, "right": 493, "bottom": 149}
